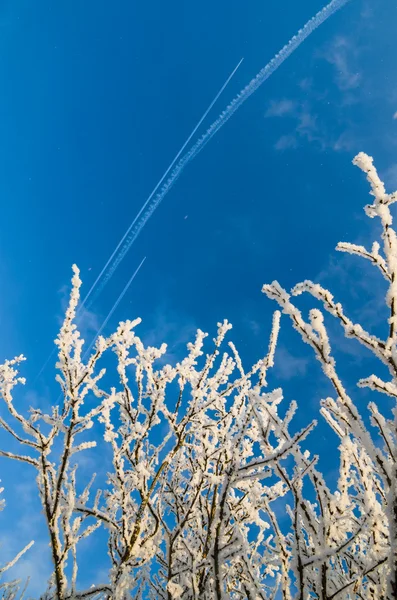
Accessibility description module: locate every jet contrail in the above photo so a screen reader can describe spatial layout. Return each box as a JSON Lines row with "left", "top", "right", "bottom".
{"left": 82, "top": 58, "right": 244, "bottom": 309}
{"left": 35, "top": 61, "right": 242, "bottom": 380}
{"left": 91, "top": 0, "right": 352, "bottom": 296}
{"left": 83, "top": 256, "right": 146, "bottom": 359}
{"left": 50, "top": 258, "right": 146, "bottom": 402}
{"left": 35, "top": 257, "right": 146, "bottom": 381}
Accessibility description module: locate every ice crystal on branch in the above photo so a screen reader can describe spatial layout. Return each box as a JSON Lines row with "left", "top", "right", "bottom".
{"left": 263, "top": 152, "right": 397, "bottom": 598}
{"left": 0, "top": 268, "right": 318, "bottom": 599}
{"left": 0, "top": 152, "right": 395, "bottom": 599}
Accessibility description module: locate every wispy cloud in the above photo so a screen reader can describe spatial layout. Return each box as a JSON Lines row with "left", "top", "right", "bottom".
{"left": 294, "top": 110, "right": 326, "bottom": 148}
{"left": 141, "top": 306, "right": 198, "bottom": 366}
{"left": 267, "top": 103, "right": 356, "bottom": 153}
{"left": 265, "top": 99, "right": 296, "bottom": 118}
{"left": 359, "top": 1, "right": 373, "bottom": 20}
{"left": 264, "top": 25, "right": 368, "bottom": 155}
{"left": 274, "top": 134, "right": 298, "bottom": 151}
{"left": 75, "top": 305, "right": 102, "bottom": 339}
{"left": 244, "top": 317, "right": 262, "bottom": 337}
{"left": 321, "top": 36, "right": 361, "bottom": 93}
{"left": 273, "top": 346, "right": 309, "bottom": 381}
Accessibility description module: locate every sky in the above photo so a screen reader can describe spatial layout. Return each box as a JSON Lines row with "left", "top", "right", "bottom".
{"left": 0, "top": 0, "right": 397, "bottom": 593}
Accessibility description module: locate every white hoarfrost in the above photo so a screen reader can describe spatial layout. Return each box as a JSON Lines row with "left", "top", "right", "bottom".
{"left": 0, "top": 153, "right": 394, "bottom": 598}
{"left": 263, "top": 152, "right": 397, "bottom": 598}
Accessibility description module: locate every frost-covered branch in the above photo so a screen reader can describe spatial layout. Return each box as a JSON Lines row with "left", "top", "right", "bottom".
{"left": 0, "top": 151, "right": 394, "bottom": 598}
{"left": 263, "top": 152, "right": 395, "bottom": 597}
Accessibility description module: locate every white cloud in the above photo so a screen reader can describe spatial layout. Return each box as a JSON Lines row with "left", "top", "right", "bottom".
{"left": 333, "top": 131, "right": 356, "bottom": 152}
{"left": 322, "top": 36, "right": 361, "bottom": 92}
{"left": 265, "top": 99, "right": 296, "bottom": 118}
{"left": 274, "top": 134, "right": 298, "bottom": 151}
{"left": 271, "top": 106, "right": 353, "bottom": 153}
{"left": 141, "top": 307, "right": 197, "bottom": 366}
{"left": 244, "top": 318, "right": 261, "bottom": 337}
{"left": 295, "top": 110, "right": 319, "bottom": 143}
{"left": 273, "top": 346, "right": 309, "bottom": 380}
{"left": 75, "top": 304, "right": 101, "bottom": 337}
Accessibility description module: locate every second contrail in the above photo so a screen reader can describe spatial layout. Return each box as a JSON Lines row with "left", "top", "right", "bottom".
{"left": 83, "top": 256, "right": 146, "bottom": 359}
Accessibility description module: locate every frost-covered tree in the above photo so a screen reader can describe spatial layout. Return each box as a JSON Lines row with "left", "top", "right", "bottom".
{"left": 264, "top": 152, "right": 395, "bottom": 598}
{"left": 0, "top": 152, "right": 394, "bottom": 599}
{"left": 0, "top": 274, "right": 318, "bottom": 599}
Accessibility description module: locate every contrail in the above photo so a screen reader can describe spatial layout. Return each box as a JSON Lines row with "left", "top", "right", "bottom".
{"left": 92, "top": 0, "right": 352, "bottom": 296}
{"left": 50, "top": 258, "right": 146, "bottom": 402}
{"left": 82, "top": 58, "right": 244, "bottom": 309}
{"left": 83, "top": 256, "right": 146, "bottom": 359}
{"left": 35, "top": 61, "right": 242, "bottom": 380}
{"left": 35, "top": 257, "right": 146, "bottom": 381}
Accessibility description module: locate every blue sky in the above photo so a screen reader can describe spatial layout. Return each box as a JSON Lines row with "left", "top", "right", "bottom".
{"left": 0, "top": 0, "right": 396, "bottom": 593}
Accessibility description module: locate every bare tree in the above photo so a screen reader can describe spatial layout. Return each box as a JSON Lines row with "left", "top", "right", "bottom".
{"left": 0, "top": 269, "right": 318, "bottom": 599}
{"left": 0, "top": 151, "right": 394, "bottom": 598}
{"left": 263, "top": 152, "right": 394, "bottom": 598}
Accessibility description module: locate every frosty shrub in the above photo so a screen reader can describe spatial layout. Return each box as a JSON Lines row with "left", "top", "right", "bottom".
{"left": 264, "top": 152, "right": 396, "bottom": 598}
{"left": 0, "top": 152, "right": 393, "bottom": 599}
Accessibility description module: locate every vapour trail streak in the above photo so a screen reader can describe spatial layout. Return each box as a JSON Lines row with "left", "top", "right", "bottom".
{"left": 35, "top": 62, "right": 242, "bottom": 380}
{"left": 95, "top": 0, "right": 351, "bottom": 293}
{"left": 51, "top": 258, "right": 145, "bottom": 402}
{"left": 82, "top": 58, "right": 244, "bottom": 309}
{"left": 35, "top": 257, "right": 146, "bottom": 381}
{"left": 83, "top": 256, "right": 146, "bottom": 360}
